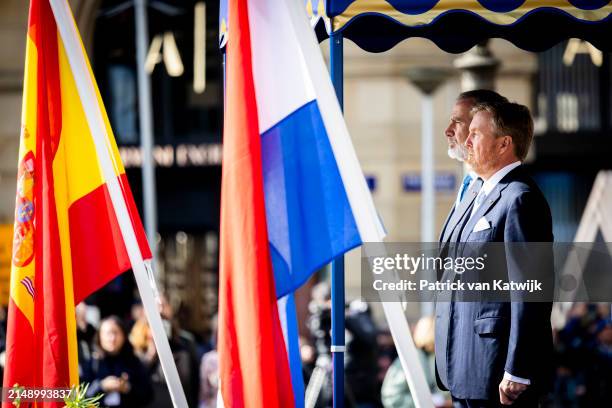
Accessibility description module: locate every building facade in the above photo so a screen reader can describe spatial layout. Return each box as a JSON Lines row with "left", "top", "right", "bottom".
{"left": 0, "top": 1, "right": 609, "bottom": 330}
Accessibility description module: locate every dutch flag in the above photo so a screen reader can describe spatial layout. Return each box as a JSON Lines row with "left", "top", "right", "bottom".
{"left": 218, "top": 0, "right": 385, "bottom": 406}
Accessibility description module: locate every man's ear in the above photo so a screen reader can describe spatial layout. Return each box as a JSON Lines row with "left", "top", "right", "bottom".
{"left": 499, "top": 135, "right": 512, "bottom": 152}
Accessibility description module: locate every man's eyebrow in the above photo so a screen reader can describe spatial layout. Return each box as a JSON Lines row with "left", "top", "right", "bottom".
{"left": 450, "top": 116, "right": 463, "bottom": 123}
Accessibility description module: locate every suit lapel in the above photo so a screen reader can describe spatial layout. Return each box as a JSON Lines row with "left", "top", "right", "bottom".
{"left": 461, "top": 182, "right": 506, "bottom": 241}
{"left": 461, "top": 166, "right": 525, "bottom": 240}
{"left": 441, "top": 180, "right": 481, "bottom": 244}
{"left": 439, "top": 206, "right": 455, "bottom": 243}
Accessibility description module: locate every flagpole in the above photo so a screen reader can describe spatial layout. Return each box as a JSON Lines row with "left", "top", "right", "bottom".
{"left": 134, "top": 0, "right": 159, "bottom": 265}
{"left": 329, "top": 29, "right": 346, "bottom": 408}
{"left": 283, "top": 2, "right": 434, "bottom": 407}
{"left": 48, "top": 1, "right": 188, "bottom": 407}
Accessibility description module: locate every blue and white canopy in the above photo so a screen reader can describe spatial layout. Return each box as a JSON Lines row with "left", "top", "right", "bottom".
{"left": 220, "top": 0, "right": 612, "bottom": 53}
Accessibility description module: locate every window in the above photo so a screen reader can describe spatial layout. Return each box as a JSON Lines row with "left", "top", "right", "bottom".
{"left": 94, "top": 0, "right": 223, "bottom": 145}
{"left": 535, "top": 40, "right": 610, "bottom": 134}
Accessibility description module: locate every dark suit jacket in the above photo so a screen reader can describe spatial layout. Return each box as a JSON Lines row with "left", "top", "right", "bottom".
{"left": 434, "top": 166, "right": 554, "bottom": 401}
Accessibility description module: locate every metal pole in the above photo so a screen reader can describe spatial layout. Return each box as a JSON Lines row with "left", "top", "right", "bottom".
{"left": 405, "top": 67, "right": 449, "bottom": 315}
{"left": 223, "top": 52, "right": 226, "bottom": 106}
{"left": 135, "top": 0, "right": 158, "bottom": 264}
{"left": 329, "top": 29, "right": 345, "bottom": 408}
{"left": 421, "top": 94, "right": 435, "bottom": 243}
{"left": 421, "top": 94, "right": 435, "bottom": 316}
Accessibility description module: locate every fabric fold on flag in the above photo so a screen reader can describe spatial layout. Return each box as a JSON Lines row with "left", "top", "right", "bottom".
{"left": 220, "top": 0, "right": 385, "bottom": 407}
{"left": 3, "top": 0, "right": 151, "bottom": 402}
{"left": 249, "top": 0, "right": 385, "bottom": 299}
{"left": 218, "top": 0, "right": 296, "bottom": 406}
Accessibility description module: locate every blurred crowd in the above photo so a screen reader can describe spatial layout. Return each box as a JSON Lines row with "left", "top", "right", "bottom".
{"left": 73, "top": 294, "right": 212, "bottom": 408}
{"left": 0, "top": 289, "right": 217, "bottom": 408}
{"left": 301, "top": 300, "right": 612, "bottom": 408}
{"left": 0, "top": 287, "right": 608, "bottom": 407}
{"left": 546, "top": 303, "right": 612, "bottom": 407}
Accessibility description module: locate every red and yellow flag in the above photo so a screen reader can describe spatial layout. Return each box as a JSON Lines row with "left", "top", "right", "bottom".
{"left": 3, "top": 0, "right": 151, "bottom": 403}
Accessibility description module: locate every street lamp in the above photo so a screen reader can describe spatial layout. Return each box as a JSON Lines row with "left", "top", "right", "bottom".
{"left": 453, "top": 40, "right": 500, "bottom": 91}
{"left": 405, "top": 67, "right": 451, "bottom": 243}
{"left": 405, "top": 67, "right": 451, "bottom": 316}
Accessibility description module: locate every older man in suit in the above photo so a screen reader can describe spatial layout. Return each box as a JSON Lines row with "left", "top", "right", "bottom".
{"left": 441, "top": 90, "right": 508, "bottom": 244}
{"left": 435, "top": 101, "right": 554, "bottom": 407}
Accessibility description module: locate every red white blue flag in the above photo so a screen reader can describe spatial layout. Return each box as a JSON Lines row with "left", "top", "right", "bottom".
{"left": 218, "top": 0, "right": 385, "bottom": 406}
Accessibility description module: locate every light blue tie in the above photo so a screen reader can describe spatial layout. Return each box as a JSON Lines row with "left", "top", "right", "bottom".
{"left": 459, "top": 174, "right": 473, "bottom": 202}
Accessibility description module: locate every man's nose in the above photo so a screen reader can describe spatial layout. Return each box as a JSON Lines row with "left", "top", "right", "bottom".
{"left": 444, "top": 124, "right": 453, "bottom": 137}
{"left": 465, "top": 134, "right": 473, "bottom": 148}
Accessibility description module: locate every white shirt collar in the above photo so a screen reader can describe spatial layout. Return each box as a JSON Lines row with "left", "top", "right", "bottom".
{"left": 479, "top": 161, "right": 521, "bottom": 197}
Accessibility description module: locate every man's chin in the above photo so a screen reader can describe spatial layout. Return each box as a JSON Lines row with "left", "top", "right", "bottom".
{"left": 448, "top": 148, "right": 467, "bottom": 162}
{"left": 465, "top": 156, "right": 476, "bottom": 169}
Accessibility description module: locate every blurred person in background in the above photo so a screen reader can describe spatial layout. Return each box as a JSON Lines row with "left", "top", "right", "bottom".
{"left": 376, "top": 331, "right": 396, "bottom": 389}
{"left": 76, "top": 303, "right": 97, "bottom": 346}
{"left": 300, "top": 334, "right": 317, "bottom": 386}
{"left": 551, "top": 303, "right": 593, "bottom": 406}
{"left": 0, "top": 307, "right": 7, "bottom": 381}
{"left": 306, "top": 282, "right": 380, "bottom": 408}
{"left": 76, "top": 302, "right": 97, "bottom": 381}
{"left": 129, "top": 293, "right": 199, "bottom": 407}
{"left": 129, "top": 301, "right": 145, "bottom": 330}
{"left": 85, "top": 315, "right": 153, "bottom": 407}
{"left": 381, "top": 316, "right": 451, "bottom": 408}
{"left": 305, "top": 282, "right": 334, "bottom": 407}
{"left": 587, "top": 318, "right": 612, "bottom": 404}
{"left": 129, "top": 317, "right": 157, "bottom": 368}
{"left": 345, "top": 299, "right": 380, "bottom": 408}
{"left": 158, "top": 293, "right": 200, "bottom": 407}
{"left": 549, "top": 303, "right": 611, "bottom": 407}
{"left": 199, "top": 314, "right": 218, "bottom": 408}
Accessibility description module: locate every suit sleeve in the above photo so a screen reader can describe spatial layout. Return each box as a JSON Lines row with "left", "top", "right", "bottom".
{"left": 503, "top": 190, "right": 554, "bottom": 381}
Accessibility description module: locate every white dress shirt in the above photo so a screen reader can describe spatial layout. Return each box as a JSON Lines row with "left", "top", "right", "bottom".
{"left": 470, "top": 161, "right": 521, "bottom": 219}
{"left": 472, "top": 161, "right": 530, "bottom": 386}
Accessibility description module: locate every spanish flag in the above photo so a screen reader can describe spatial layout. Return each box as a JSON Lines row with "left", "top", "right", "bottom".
{"left": 3, "top": 0, "right": 151, "bottom": 402}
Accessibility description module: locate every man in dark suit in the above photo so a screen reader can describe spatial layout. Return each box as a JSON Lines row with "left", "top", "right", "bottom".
{"left": 435, "top": 101, "right": 554, "bottom": 407}
{"left": 442, "top": 90, "right": 508, "bottom": 240}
